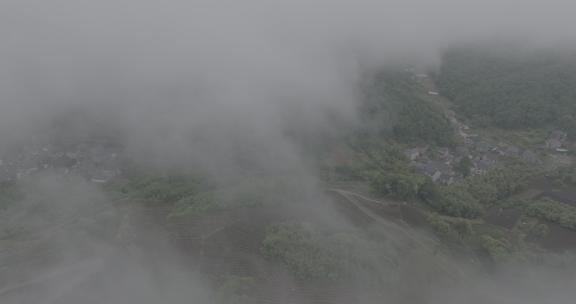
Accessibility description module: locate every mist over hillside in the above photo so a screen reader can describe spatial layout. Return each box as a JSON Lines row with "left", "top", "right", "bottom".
{"left": 2, "top": 1, "right": 576, "bottom": 303}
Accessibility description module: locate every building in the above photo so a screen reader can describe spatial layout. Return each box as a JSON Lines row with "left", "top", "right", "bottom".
{"left": 414, "top": 161, "right": 454, "bottom": 184}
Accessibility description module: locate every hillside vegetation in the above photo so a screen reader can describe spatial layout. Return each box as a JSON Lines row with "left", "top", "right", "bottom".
{"left": 438, "top": 44, "right": 576, "bottom": 132}
{"left": 361, "top": 69, "right": 456, "bottom": 147}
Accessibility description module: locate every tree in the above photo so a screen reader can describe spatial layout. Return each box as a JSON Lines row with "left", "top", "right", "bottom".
{"left": 455, "top": 156, "right": 472, "bottom": 177}
{"left": 418, "top": 179, "right": 441, "bottom": 202}
{"left": 525, "top": 199, "right": 576, "bottom": 230}
{"left": 425, "top": 184, "right": 483, "bottom": 219}
{"left": 360, "top": 69, "right": 457, "bottom": 146}
{"left": 370, "top": 172, "right": 427, "bottom": 200}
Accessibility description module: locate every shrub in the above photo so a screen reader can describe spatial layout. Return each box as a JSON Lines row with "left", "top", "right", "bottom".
{"left": 119, "top": 174, "right": 204, "bottom": 203}
{"left": 525, "top": 199, "right": 576, "bottom": 230}
{"left": 427, "top": 213, "right": 474, "bottom": 243}
{"left": 425, "top": 185, "right": 483, "bottom": 219}
{"left": 370, "top": 172, "right": 427, "bottom": 200}
{"left": 480, "top": 235, "right": 513, "bottom": 262}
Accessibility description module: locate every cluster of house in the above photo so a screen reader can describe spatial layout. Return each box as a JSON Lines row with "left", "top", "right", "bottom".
{"left": 405, "top": 135, "right": 542, "bottom": 185}
{"left": 405, "top": 147, "right": 456, "bottom": 184}
{"left": 0, "top": 137, "right": 123, "bottom": 184}
{"left": 401, "top": 68, "right": 572, "bottom": 185}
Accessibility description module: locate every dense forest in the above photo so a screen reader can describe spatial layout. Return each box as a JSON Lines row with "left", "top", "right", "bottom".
{"left": 360, "top": 69, "right": 456, "bottom": 147}
{"left": 437, "top": 44, "right": 576, "bottom": 132}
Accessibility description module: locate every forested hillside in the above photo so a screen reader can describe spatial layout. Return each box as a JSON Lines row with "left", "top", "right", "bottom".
{"left": 437, "top": 45, "right": 576, "bottom": 131}
{"left": 361, "top": 69, "right": 456, "bottom": 146}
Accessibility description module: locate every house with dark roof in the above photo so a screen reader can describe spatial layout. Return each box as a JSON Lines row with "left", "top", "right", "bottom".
{"left": 472, "top": 154, "right": 497, "bottom": 175}
{"left": 413, "top": 161, "right": 454, "bottom": 184}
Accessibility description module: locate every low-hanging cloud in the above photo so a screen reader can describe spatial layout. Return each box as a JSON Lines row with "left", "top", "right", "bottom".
{"left": 1, "top": 3, "right": 576, "bottom": 302}
{"left": 2, "top": 0, "right": 576, "bottom": 175}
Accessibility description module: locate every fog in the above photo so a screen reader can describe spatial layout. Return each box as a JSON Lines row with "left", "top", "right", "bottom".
{"left": 2, "top": 0, "right": 575, "bottom": 171}
{"left": 1, "top": 0, "right": 576, "bottom": 303}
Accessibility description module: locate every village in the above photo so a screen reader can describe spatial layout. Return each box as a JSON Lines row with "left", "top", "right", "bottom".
{"left": 394, "top": 71, "right": 574, "bottom": 185}
{"left": 0, "top": 136, "right": 123, "bottom": 184}
{"left": 405, "top": 115, "right": 573, "bottom": 185}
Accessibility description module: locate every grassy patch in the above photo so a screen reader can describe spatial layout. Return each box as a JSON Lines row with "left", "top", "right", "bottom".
{"left": 115, "top": 173, "right": 205, "bottom": 204}
{"left": 262, "top": 222, "right": 394, "bottom": 281}
{"left": 479, "top": 127, "right": 549, "bottom": 149}
{"left": 170, "top": 177, "right": 314, "bottom": 217}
